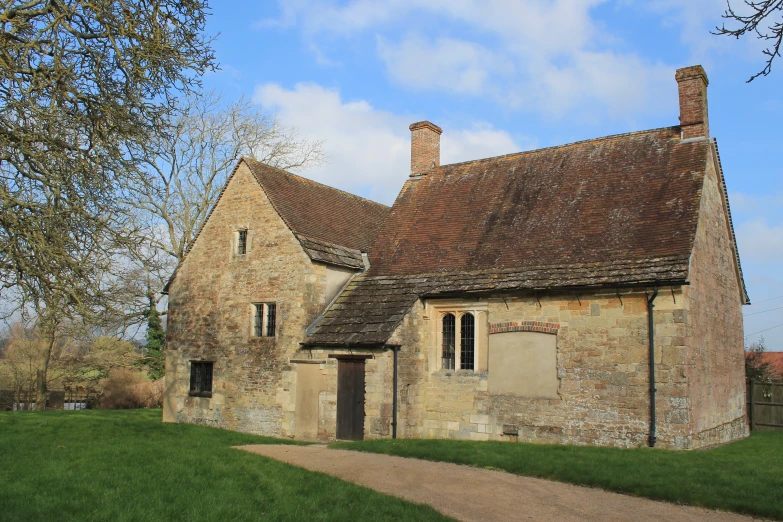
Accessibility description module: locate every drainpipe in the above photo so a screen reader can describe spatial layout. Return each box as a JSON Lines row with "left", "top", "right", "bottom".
{"left": 647, "top": 286, "right": 659, "bottom": 448}
{"left": 390, "top": 345, "right": 399, "bottom": 439}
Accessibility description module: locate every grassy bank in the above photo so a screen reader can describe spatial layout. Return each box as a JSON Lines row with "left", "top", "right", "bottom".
{"left": 333, "top": 432, "right": 783, "bottom": 520}
{"left": 0, "top": 409, "right": 450, "bottom": 522}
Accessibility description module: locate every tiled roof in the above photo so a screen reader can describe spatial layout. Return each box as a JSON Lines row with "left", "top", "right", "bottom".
{"left": 307, "top": 126, "right": 723, "bottom": 345}
{"left": 368, "top": 127, "right": 706, "bottom": 275}
{"left": 746, "top": 352, "right": 783, "bottom": 377}
{"left": 245, "top": 159, "right": 389, "bottom": 253}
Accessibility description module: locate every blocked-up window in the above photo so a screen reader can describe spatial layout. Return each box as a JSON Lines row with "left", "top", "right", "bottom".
{"left": 253, "top": 303, "right": 277, "bottom": 337}
{"left": 189, "top": 361, "right": 213, "bottom": 397}
{"left": 487, "top": 331, "right": 559, "bottom": 399}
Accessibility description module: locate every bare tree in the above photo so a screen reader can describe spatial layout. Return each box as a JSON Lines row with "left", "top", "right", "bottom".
{"left": 0, "top": 0, "right": 215, "bottom": 408}
{"left": 127, "top": 91, "right": 325, "bottom": 265}
{"left": 715, "top": 0, "right": 783, "bottom": 82}
{"left": 0, "top": 321, "right": 144, "bottom": 409}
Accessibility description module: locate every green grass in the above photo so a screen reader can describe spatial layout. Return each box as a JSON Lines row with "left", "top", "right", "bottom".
{"left": 333, "top": 433, "right": 783, "bottom": 520}
{"left": 0, "top": 410, "right": 451, "bottom": 522}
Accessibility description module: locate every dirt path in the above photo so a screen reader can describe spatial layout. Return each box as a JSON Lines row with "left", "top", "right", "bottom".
{"left": 236, "top": 445, "right": 760, "bottom": 522}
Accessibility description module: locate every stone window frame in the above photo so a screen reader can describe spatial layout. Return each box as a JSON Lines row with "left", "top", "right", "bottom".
{"left": 427, "top": 300, "right": 488, "bottom": 374}
{"left": 251, "top": 302, "right": 277, "bottom": 338}
{"left": 189, "top": 360, "right": 214, "bottom": 398}
{"left": 232, "top": 226, "right": 252, "bottom": 258}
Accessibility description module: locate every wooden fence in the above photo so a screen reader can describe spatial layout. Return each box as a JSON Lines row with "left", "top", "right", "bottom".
{"left": 747, "top": 379, "right": 783, "bottom": 431}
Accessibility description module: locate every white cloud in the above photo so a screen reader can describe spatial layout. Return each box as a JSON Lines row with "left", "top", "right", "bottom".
{"left": 442, "top": 124, "right": 528, "bottom": 164}
{"left": 262, "top": 0, "right": 677, "bottom": 120}
{"left": 736, "top": 219, "right": 783, "bottom": 266}
{"left": 730, "top": 192, "right": 783, "bottom": 218}
{"left": 377, "top": 35, "right": 513, "bottom": 96}
{"left": 253, "top": 82, "right": 528, "bottom": 204}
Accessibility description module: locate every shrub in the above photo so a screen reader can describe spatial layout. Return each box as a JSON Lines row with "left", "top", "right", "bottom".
{"left": 99, "top": 369, "right": 163, "bottom": 409}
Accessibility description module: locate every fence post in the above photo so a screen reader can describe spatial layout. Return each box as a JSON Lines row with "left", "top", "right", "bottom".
{"left": 750, "top": 379, "right": 755, "bottom": 431}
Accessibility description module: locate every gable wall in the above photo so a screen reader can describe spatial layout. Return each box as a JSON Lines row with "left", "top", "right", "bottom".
{"left": 163, "top": 163, "right": 335, "bottom": 436}
{"left": 682, "top": 151, "right": 748, "bottom": 447}
{"left": 377, "top": 288, "right": 698, "bottom": 449}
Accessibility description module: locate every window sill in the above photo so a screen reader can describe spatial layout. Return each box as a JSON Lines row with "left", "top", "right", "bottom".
{"left": 434, "top": 369, "right": 487, "bottom": 378}
{"left": 188, "top": 391, "right": 212, "bottom": 398}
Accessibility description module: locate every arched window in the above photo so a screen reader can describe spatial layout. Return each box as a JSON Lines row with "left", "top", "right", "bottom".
{"left": 460, "top": 313, "right": 475, "bottom": 370}
{"left": 442, "top": 313, "right": 456, "bottom": 370}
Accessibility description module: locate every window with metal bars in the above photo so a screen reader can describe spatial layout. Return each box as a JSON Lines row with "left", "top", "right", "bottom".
{"left": 253, "top": 303, "right": 277, "bottom": 337}
{"left": 442, "top": 313, "right": 456, "bottom": 370}
{"left": 266, "top": 303, "right": 276, "bottom": 337}
{"left": 460, "top": 313, "right": 475, "bottom": 370}
{"left": 189, "top": 361, "right": 213, "bottom": 397}
{"left": 237, "top": 230, "right": 248, "bottom": 255}
{"left": 254, "top": 304, "right": 264, "bottom": 337}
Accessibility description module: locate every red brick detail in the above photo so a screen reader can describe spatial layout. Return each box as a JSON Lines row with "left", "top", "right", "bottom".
{"left": 489, "top": 321, "right": 560, "bottom": 335}
{"left": 676, "top": 65, "right": 709, "bottom": 139}
{"left": 410, "top": 121, "right": 442, "bottom": 176}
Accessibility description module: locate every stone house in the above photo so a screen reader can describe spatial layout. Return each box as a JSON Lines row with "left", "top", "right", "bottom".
{"left": 163, "top": 65, "right": 749, "bottom": 449}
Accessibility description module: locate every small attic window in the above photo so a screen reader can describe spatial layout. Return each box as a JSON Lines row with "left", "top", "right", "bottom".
{"left": 237, "top": 230, "right": 248, "bottom": 255}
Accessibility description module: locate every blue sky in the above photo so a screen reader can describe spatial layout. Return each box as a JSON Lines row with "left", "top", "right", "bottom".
{"left": 203, "top": 0, "right": 783, "bottom": 350}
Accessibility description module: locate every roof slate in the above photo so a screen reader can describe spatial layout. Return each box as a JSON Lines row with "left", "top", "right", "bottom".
{"left": 245, "top": 159, "right": 389, "bottom": 253}
{"left": 307, "top": 126, "right": 723, "bottom": 346}
{"left": 296, "top": 235, "right": 365, "bottom": 270}
{"left": 305, "top": 255, "right": 690, "bottom": 345}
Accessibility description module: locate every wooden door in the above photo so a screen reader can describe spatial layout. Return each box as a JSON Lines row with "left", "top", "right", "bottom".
{"left": 336, "top": 359, "right": 365, "bottom": 440}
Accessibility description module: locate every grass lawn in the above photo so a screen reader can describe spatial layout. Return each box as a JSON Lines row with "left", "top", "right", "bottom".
{"left": 0, "top": 409, "right": 451, "bottom": 522}
{"left": 333, "top": 432, "right": 783, "bottom": 520}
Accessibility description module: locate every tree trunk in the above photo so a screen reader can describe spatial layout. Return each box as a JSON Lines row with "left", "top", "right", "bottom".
{"left": 34, "top": 334, "right": 56, "bottom": 411}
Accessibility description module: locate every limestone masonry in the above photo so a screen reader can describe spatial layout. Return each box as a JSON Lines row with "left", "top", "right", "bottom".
{"left": 163, "top": 65, "right": 749, "bottom": 449}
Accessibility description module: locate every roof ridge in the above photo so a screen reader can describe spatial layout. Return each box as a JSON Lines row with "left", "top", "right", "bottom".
{"left": 243, "top": 157, "right": 389, "bottom": 210}
{"left": 435, "top": 125, "right": 681, "bottom": 171}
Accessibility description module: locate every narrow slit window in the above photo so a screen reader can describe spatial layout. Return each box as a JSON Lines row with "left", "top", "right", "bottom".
{"left": 442, "top": 313, "right": 456, "bottom": 370}
{"left": 189, "top": 361, "right": 213, "bottom": 397}
{"left": 266, "top": 303, "right": 276, "bottom": 337}
{"left": 254, "top": 304, "right": 264, "bottom": 337}
{"left": 237, "top": 230, "right": 248, "bottom": 255}
{"left": 460, "top": 313, "right": 475, "bottom": 370}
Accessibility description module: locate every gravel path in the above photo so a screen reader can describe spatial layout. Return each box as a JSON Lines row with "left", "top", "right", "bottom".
{"left": 235, "top": 445, "right": 760, "bottom": 522}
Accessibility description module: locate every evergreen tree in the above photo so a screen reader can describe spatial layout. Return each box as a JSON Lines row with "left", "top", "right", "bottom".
{"left": 144, "top": 295, "right": 166, "bottom": 380}
{"left": 746, "top": 337, "right": 775, "bottom": 382}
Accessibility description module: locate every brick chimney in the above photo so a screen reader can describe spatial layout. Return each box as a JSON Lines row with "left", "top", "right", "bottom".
{"left": 676, "top": 65, "right": 709, "bottom": 139}
{"left": 409, "top": 121, "right": 442, "bottom": 176}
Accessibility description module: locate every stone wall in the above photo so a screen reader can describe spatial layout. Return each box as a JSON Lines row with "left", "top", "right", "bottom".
{"left": 682, "top": 149, "right": 748, "bottom": 447}
{"left": 164, "top": 162, "right": 341, "bottom": 436}
{"left": 379, "top": 288, "right": 703, "bottom": 449}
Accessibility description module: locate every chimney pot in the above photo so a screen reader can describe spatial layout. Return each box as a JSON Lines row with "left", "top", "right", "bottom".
{"left": 675, "top": 65, "right": 709, "bottom": 139}
{"left": 409, "top": 121, "right": 442, "bottom": 176}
